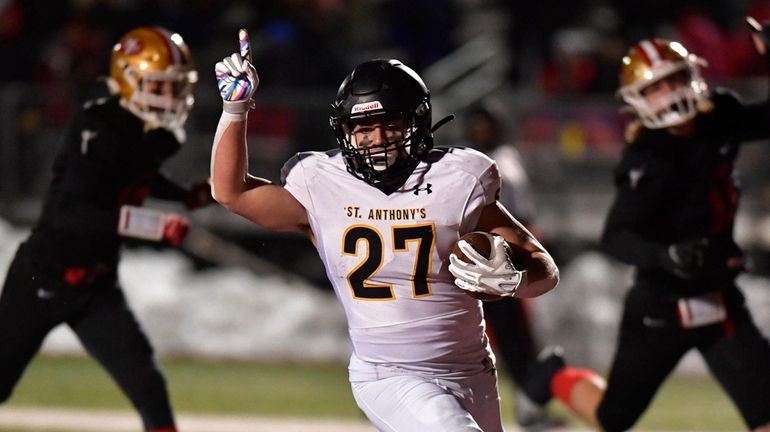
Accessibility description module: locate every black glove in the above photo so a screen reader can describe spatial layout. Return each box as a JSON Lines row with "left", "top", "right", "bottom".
{"left": 662, "top": 237, "right": 709, "bottom": 279}
{"left": 747, "top": 16, "right": 770, "bottom": 60}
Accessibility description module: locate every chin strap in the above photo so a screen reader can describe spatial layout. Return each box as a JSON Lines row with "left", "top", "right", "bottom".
{"left": 431, "top": 114, "right": 455, "bottom": 133}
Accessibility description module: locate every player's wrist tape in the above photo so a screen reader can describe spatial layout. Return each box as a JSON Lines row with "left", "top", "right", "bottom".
{"left": 211, "top": 110, "right": 247, "bottom": 173}
{"left": 222, "top": 101, "right": 250, "bottom": 118}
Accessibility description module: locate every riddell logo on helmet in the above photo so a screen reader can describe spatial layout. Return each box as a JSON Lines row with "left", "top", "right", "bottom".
{"left": 351, "top": 101, "right": 383, "bottom": 114}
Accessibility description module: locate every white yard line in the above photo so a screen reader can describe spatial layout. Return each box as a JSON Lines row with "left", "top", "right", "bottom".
{"left": 0, "top": 406, "right": 708, "bottom": 432}
{"left": 0, "top": 406, "right": 378, "bottom": 432}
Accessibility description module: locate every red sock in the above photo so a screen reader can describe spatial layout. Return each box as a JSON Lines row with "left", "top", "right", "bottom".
{"left": 550, "top": 367, "right": 598, "bottom": 410}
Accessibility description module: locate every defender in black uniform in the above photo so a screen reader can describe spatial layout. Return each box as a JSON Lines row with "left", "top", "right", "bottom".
{"left": 523, "top": 36, "right": 770, "bottom": 432}
{"left": 0, "top": 27, "right": 211, "bottom": 432}
{"left": 596, "top": 36, "right": 770, "bottom": 432}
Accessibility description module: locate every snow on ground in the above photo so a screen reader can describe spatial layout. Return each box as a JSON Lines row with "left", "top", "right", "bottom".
{"left": 2, "top": 217, "right": 770, "bottom": 372}
{"left": 0, "top": 218, "right": 351, "bottom": 362}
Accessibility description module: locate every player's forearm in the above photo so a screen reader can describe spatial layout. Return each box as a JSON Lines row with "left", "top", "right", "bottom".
{"left": 516, "top": 251, "right": 559, "bottom": 298}
{"left": 212, "top": 28, "right": 261, "bottom": 210}
{"left": 210, "top": 112, "right": 252, "bottom": 208}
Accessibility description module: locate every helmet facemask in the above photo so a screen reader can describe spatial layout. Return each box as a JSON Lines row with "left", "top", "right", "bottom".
{"left": 336, "top": 111, "right": 425, "bottom": 184}
{"left": 120, "top": 64, "right": 198, "bottom": 132}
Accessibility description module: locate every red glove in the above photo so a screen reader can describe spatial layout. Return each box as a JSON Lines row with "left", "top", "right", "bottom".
{"left": 185, "top": 179, "right": 216, "bottom": 210}
{"left": 163, "top": 214, "right": 189, "bottom": 247}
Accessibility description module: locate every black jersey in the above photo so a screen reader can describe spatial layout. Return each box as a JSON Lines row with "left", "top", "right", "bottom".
{"left": 26, "top": 97, "right": 188, "bottom": 269}
{"left": 602, "top": 89, "right": 770, "bottom": 294}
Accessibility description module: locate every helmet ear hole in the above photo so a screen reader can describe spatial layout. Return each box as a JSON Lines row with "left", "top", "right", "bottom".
{"left": 416, "top": 102, "right": 429, "bottom": 117}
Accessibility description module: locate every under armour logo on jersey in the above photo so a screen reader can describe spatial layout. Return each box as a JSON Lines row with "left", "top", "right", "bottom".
{"left": 628, "top": 167, "right": 645, "bottom": 190}
{"left": 413, "top": 183, "right": 433, "bottom": 195}
{"left": 80, "top": 129, "right": 99, "bottom": 155}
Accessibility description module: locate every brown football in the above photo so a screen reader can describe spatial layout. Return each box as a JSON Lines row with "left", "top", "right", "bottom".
{"left": 451, "top": 232, "right": 503, "bottom": 301}
{"left": 452, "top": 231, "right": 494, "bottom": 262}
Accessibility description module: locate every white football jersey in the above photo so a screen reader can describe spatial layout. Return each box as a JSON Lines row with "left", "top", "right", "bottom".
{"left": 282, "top": 146, "right": 501, "bottom": 380}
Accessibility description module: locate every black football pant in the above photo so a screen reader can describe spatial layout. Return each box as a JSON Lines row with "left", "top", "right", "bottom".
{"left": 483, "top": 298, "right": 537, "bottom": 386}
{"left": 0, "top": 244, "right": 176, "bottom": 430}
{"left": 597, "top": 285, "right": 770, "bottom": 431}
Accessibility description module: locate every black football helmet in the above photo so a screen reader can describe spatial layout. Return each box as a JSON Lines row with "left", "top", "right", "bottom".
{"left": 330, "top": 59, "right": 433, "bottom": 189}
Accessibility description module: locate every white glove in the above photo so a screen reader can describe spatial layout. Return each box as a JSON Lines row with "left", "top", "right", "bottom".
{"left": 448, "top": 235, "right": 524, "bottom": 297}
{"left": 215, "top": 29, "right": 259, "bottom": 115}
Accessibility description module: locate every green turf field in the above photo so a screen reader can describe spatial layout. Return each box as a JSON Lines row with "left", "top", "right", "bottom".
{"left": 4, "top": 354, "right": 747, "bottom": 431}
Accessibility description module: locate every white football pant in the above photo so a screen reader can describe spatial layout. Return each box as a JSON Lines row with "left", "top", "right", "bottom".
{"left": 351, "top": 370, "right": 503, "bottom": 432}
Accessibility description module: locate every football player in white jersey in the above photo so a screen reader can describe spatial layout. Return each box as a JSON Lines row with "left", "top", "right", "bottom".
{"left": 211, "top": 30, "right": 559, "bottom": 432}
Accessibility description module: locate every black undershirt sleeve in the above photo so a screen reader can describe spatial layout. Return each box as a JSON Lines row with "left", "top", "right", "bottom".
{"left": 713, "top": 89, "right": 770, "bottom": 144}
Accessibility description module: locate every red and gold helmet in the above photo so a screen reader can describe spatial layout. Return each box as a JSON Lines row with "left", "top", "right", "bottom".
{"left": 617, "top": 38, "right": 708, "bottom": 129}
{"left": 109, "top": 27, "right": 197, "bottom": 132}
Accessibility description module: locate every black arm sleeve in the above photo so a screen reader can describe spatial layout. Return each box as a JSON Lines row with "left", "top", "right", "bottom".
{"left": 712, "top": 88, "right": 770, "bottom": 143}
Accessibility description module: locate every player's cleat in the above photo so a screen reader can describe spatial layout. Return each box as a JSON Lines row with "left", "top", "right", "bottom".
{"left": 521, "top": 345, "right": 566, "bottom": 406}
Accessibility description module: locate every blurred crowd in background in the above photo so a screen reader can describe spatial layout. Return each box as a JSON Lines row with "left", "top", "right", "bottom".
{"left": 4, "top": 0, "right": 770, "bottom": 277}
{"left": 4, "top": 0, "right": 770, "bottom": 94}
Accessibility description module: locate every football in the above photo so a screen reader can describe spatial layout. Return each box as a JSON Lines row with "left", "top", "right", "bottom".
{"left": 451, "top": 232, "right": 503, "bottom": 301}
{"left": 452, "top": 231, "right": 494, "bottom": 263}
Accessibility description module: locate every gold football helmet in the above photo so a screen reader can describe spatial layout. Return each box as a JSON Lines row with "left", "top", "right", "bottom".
{"left": 108, "top": 27, "right": 198, "bottom": 132}
{"left": 617, "top": 38, "right": 708, "bottom": 129}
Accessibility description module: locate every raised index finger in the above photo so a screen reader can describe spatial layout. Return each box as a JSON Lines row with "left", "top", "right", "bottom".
{"left": 239, "top": 28, "right": 251, "bottom": 63}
